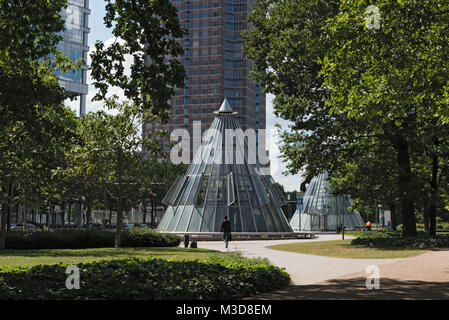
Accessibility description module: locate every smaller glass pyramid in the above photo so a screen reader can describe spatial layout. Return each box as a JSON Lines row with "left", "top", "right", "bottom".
{"left": 290, "top": 172, "right": 365, "bottom": 231}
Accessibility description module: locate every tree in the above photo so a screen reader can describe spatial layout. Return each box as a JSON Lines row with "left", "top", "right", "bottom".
{"left": 320, "top": 0, "right": 449, "bottom": 236}
{"left": 328, "top": 138, "right": 400, "bottom": 229}
{"left": 90, "top": 0, "right": 186, "bottom": 123}
{"left": 137, "top": 157, "right": 186, "bottom": 227}
{"left": 243, "top": 0, "right": 348, "bottom": 180}
{"left": 57, "top": 112, "right": 113, "bottom": 227}
{"left": 0, "top": 0, "right": 78, "bottom": 129}
{"left": 96, "top": 98, "right": 161, "bottom": 247}
{"left": 0, "top": 0, "right": 81, "bottom": 248}
{"left": 0, "top": 104, "right": 78, "bottom": 248}
{"left": 244, "top": 0, "right": 449, "bottom": 237}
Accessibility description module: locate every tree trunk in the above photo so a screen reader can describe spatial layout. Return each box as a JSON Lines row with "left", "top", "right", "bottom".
{"left": 389, "top": 202, "right": 397, "bottom": 231}
{"left": 6, "top": 208, "right": 11, "bottom": 233}
{"left": 115, "top": 150, "right": 123, "bottom": 248}
{"left": 143, "top": 203, "right": 147, "bottom": 225}
{"left": 49, "top": 203, "right": 55, "bottom": 229}
{"left": 423, "top": 204, "right": 430, "bottom": 232}
{"left": 115, "top": 200, "right": 123, "bottom": 248}
{"left": 45, "top": 203, "right": 50, "bottom": 228}
{"left": 428, "top": 142, "right": 439, "bottom": 236}
{"left": 6, "top": 203, "right": 11, "bottom": 232}
{"left": 151, "top": 201, "right": 155, "bottom": 228}
{"left": 68, "top": 203, "right": 72, "bottom": 226}
{"left": 0, "top": 179, "right": 11, "bottom": 249}
{"left": 15, "top": 204, "right": 19, "bottom": 224}
{"left": 6, "top": 180, "right": 13, "bottom": 232}
{"left": 78, "top": 203, "right": 83, "bottom": 228}
{"left": 0, "top": 201, "right": 8, "bottom": 250}
{"left": 86, "top": 203, "right": 92, "bottom": 227}
{"left": 395, "top": 135, "right": 417, "bottom": 237}
{"left": 61, "top": 203, "right": 66, "bottom": 228}
{"left": 23, "top": 205, "right": 28, "bottom": 231}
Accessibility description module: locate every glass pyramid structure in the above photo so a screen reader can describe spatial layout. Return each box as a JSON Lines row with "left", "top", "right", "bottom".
{"left": 157, "top": 99, "right": 293, "bottom": 234}
{"left": 290, "top": 171, "right": 365, "bottom": 231}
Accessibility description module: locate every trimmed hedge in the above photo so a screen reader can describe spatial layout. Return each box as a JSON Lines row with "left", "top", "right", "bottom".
{"left": 0, "top": 254, "right": 291, "bottom": 300}
{"left": 5, "top": 228, "right": 180, "bottom": 250}
{"left": 351, "top": 231, "right": 449, "bottom": 248}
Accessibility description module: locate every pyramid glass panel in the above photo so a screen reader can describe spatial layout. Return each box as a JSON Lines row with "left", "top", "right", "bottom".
{"left": 290, "top": 172, "right": 365, "bottom": 231}
{"left": 158, "top": 99, "right": 293, "bottom": 234}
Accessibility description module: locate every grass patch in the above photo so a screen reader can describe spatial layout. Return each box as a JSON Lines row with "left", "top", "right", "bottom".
{"left": 267, "top": 240, "right": 428, "bottom": 259}
{"left": 0, "top": 247, "right": 226, "bottom": 267}
{"left": 352, "top": 231, "right": 449, "bottom": 248}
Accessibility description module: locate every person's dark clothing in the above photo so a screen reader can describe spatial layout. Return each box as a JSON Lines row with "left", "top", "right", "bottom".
{"left": 221, "top": 220, "right": 231, "bottom": 233}
{"left": 221, "top": 220, "right": 232, "bottom": 245}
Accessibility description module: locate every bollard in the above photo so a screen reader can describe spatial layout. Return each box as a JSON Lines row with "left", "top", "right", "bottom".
{"left": 183, "top": 234, "right": 190, "bottom": 248}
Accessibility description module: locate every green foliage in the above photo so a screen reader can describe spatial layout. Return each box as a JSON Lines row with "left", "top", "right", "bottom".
{"left": 0, "top": 0, "right": 79, "bottom": 127}
{"left": 0, "top": 0, "right": 82, "bottom": 249}
{"left": 4, "top": 229, "right": 180, "bottom": 250}
{"left": 351, "top": 231, "right": 449, "bottom": 248}
{"left": 58, "top": 101, "right": 186, "bottom": 246}
{"left": 0, "top": 255, "right": 290, "bottom": 300}
{"left": 244, "top": 0, "right": 449, "bottom": 238}
{"left": 243, "top": 0, "right": 341, "bottom": 177}
{"left": 90, "top": 0, "right": 186, "bottom": 123}
{"left": 122, "top": 228, "right": 180, "bottom": 248}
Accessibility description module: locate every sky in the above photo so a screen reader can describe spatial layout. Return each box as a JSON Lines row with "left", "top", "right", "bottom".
{"left": 71, "top": 0, "right": 303, "bottom": 191}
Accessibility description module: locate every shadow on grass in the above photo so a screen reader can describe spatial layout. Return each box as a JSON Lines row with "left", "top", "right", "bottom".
{"left": 348, "top": 244, "right": 435, "bottom": 252}
{"left": 251, "top": 278, "right": 449, "bottom": 300}
{"left": 355, "top": 246, "right": 449, "bottom": 252}
{"left": 0, "top": 247, "right": 220, "bottom": 258}
{"left": 268, "top": 241, "right": 438, "bottom": 259}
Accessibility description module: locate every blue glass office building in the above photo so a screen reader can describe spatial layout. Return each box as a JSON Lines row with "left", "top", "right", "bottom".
{"left": 56, "top": 0, "right": 91, "bottom": 115}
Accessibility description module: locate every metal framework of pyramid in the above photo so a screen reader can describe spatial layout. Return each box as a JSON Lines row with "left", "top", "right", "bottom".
{"left": 290, "top": 171, "right": 365, "bottom": 231}
{"left": 157, "top": 99, "right": 293, "bottom": 234}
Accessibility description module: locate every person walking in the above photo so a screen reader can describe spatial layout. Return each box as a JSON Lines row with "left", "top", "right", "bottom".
{"left": 220, "top": 216, "right": 232, "bottom": 249}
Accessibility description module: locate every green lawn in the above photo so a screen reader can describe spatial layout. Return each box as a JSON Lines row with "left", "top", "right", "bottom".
{"left": 0, "top": 247, "right": 227, "bottom": 267}
{"left": 267, "top": 239, "right": 428, "bottom": 259}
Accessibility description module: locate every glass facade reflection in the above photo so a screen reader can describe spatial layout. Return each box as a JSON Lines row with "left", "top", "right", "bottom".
{"left": 158, "top": 99, "right": 292, "bottom": 234}
{"left": 57, "top": 0, "right": 90, "bottom": 114}
{"left": 290, "top": 172, "right": 365, "bottom": 231}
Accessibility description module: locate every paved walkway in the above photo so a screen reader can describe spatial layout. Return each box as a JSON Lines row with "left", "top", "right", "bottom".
{"left": 253, "top": 250, "right": 449, "bottom": 299}
{"left": 197, "top": 234, "right": 402, "bottom": 285}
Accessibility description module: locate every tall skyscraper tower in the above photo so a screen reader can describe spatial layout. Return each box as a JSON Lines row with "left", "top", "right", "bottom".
{"left": 144, "top": 0, "right": 266, "bottom": 159}
{"left": 56, "top": 0, "right": 91, "bottom": 115}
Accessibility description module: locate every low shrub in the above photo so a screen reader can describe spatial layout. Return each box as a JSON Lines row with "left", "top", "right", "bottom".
{"left": 351, "top": 231, "right": 449, "bottom": 248}
{"left": 0, "top": 254, "right": 291, "bottom": 300}
{"left": 5, "top": 228, "right": 180, "bottom": 250}
{"left": 122, "top": 228, "right": 180, "bottom": 248}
